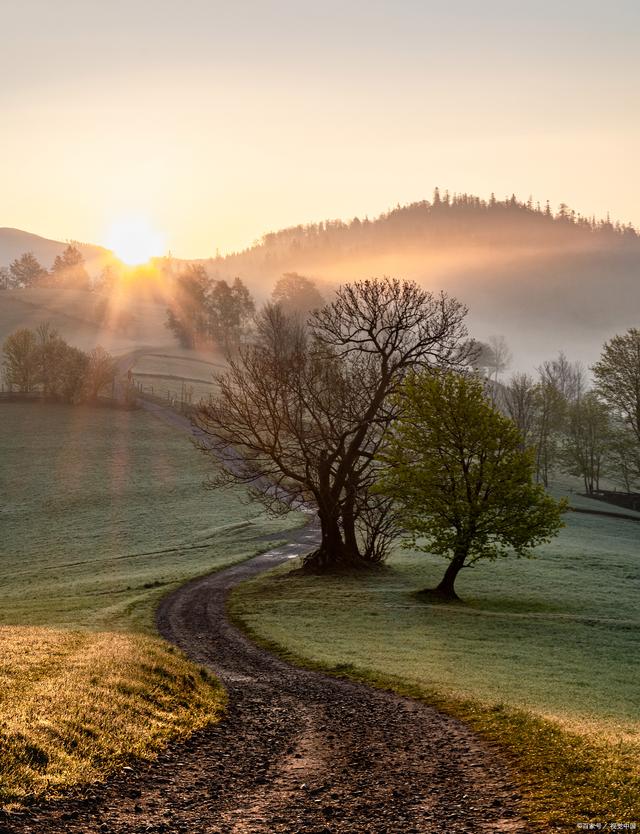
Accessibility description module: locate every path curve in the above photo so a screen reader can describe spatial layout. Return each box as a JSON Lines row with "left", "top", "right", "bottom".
{"left": 1, "top": 399, "right": 530, "bottom": 832}
{"left": 2, "top": 527, "right": 530, "bottom": 834}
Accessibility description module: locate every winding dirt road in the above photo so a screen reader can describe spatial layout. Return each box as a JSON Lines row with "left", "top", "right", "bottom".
{"left": 2, "top": 523, "right": 530, "bottom": 834}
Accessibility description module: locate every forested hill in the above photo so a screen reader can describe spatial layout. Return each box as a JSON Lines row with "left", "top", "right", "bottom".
{"left": 204, "top": 192, "right": 640, "bottom": 371}
{"left": 213, "top": 191, "right": 637, "bottom": 272}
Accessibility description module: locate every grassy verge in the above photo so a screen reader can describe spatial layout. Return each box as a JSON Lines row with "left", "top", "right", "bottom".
{"left": 229, "top": 509, "right": 640, "bottom": 831}
{"left": 0, "top": 627, "right": 224, "bottom": 808}
{"left": 0, "top": 402, "right": 303, "bottom": 807}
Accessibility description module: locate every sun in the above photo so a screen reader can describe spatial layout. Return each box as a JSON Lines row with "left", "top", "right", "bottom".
{"left": 105, "top": 216, "right": 166, "bottom": 266}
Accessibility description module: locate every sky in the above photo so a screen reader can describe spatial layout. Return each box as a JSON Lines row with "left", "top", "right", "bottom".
{"left": 1, "top": 0, "right": 639, "bottom": 258}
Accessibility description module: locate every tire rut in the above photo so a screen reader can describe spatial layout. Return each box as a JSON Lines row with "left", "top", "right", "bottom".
{"left": 1, "top": 529, "right": 532, "bottom": 833}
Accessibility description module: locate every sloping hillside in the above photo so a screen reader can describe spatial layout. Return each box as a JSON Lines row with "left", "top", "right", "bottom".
{"left": 0, "top": 289, "right": 171, "bottom": 355}
{"left": 0, "top": 228, "right": 110, "bottom": 276}
{"left": 203, "top": 194, "right": 640, "bottom": 369}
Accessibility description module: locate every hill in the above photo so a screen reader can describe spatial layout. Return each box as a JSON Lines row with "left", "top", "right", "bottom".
{"left": 204, "top": 192, "right": 640, "bottom": 370}
{"left": 0, "top": 288, "right": 172, "bottom": 356}
{"left": 0, "top": 227, "right": 110, "bottom": 276}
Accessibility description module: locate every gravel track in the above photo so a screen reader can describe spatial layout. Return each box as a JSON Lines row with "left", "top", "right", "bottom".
{"left": 1, "top": 523, "right": 530, "bottom": 834}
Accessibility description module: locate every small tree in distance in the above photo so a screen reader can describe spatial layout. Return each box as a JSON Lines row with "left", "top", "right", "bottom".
{"left": 377, "top": 371, "right": 566, "bottom": 600}
{"left": 271, "top": 272, "right": 325, "bottom": 320}
{"left": 9, "top": 253, "right": 46, "bottom": 288}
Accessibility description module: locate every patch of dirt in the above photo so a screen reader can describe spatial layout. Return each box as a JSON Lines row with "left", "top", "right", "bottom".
{"left": 0, "top": 528, "right": 532, "bottom": 833}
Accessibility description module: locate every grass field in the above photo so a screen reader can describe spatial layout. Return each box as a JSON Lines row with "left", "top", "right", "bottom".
{"left": 128, "top": 349, "right": 225, "bottom": 405}
{"left": 231, "top": 506, "right": 640, "bottom": 829}
{"left": 0, "top": 401, "right": 302, "bottom": 806}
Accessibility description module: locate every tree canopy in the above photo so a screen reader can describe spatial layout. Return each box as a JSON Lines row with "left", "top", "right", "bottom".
{"left": 271, "top": 272, "right": 325, "bottom": 320}
{"left": 9, "top": 253, "right": 46, "bottom": 288}
{"left": 195, "top": 277, "right": 472, "bottom": 572}
{"left": 592, "top": 328, "right": 640, "bottom": 444}
{"left": 377, "top": 371, "right": 566, "bottom": 599}
{"left": 166, "top": 266, "right": 254, "bottom": 351}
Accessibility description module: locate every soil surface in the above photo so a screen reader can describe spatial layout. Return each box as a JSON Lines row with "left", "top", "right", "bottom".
{"left": 0, "top": 523, "right": 531, "bottom": 834}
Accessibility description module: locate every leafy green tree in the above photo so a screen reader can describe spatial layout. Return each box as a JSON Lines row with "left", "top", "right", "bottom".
{"left": 2, "top": 329, "right": 40, "bottom": 391}
{"left": 377, "top": 371, "right": 566, "bottom": 599}
{"left": 9, "top": 253, "right": 46, "bottom": 287}
{"left": 592, "top": 328, "right": 640, "bottom": 444}
{"left": 607, "top": 422, "right": 640, "bottom": 492}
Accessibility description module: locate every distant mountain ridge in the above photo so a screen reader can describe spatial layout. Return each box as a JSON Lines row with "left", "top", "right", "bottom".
{"left": 0, "top": 227, "right": 110, "bottom": 275}
{"left": 199, "top": 192, "right": 640, "bottom": 371}
{"left": 3, "top": 192, "right": 639, "bottom": 370}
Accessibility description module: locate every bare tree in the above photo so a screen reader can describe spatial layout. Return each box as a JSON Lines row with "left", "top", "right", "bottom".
{"left": 195, "top": 278, "right": 471, "bottom": 572}
{"left": 561, "top": 392, "right": 611, "bottom": 494}
{"left": 486, "top": 334, "right": 512, "bottom": 383}
{"left": 502, "top": 372, "right": 538, "bottom": 451}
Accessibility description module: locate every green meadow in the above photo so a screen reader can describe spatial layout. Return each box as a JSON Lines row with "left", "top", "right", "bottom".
{"left": 0, "top": 401, "right": 301, "bottom": 805}
{"left": 231, "top": 505, "right": 640, "bottom": 829}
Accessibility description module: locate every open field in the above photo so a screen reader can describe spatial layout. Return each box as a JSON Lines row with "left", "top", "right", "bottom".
{"left": 0, "top": 289, "right": 227, "bottom": 406}
{"left": 231, "top": 507, "right": 640, "bottom": 828}
{"left": 128, "top": 349, "right": 226, "bottom": 405}
{"left": 0, "top": 401, "right": 302, "bottom": 805}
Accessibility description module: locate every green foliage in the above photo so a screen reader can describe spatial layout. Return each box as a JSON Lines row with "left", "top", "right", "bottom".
{"left": 378, "top": 371, "right": 566, "bottom": 595}
{"left": 593, "top": 327, "right": 640, "bottom": 444}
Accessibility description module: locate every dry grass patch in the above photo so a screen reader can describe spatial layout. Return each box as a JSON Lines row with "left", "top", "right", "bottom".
{"left": 0, "top": 626, "right": 224, "bottom": 808}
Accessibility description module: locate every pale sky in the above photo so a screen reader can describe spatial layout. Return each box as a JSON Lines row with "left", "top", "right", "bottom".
{"left": 1, "top": 1, "right": 638, "bottom": 258}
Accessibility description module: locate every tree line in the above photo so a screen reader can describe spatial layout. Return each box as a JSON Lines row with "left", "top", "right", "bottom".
{"left": 496, "top": 334, "right": 640, "bottom": 494}
{"left": 165, "top": 269, "right": 324, "bottom": 351}
{"left": 0, "top": 245, "right": 90, "bottom": 290}
{"left": 188, "top": 274, "right": 639, "bottom": 596}
{"left": 193, "top": 277, "right": 570, "bottom": 596}
{"left": 210, "top": 189, "right": 638, "bottom": 275}
{"left": 2, "top": 324, "right": 116, "bottom": 404}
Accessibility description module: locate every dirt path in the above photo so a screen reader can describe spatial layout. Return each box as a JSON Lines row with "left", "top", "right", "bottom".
{"left": 1, "top": 523, "right": 530, "bottom": 834}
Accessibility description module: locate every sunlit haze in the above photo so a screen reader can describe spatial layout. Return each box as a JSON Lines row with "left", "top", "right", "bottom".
{"left": 105, "top": 216, "right": 166, "bottom": 266}
{"left": 1, "top": 1, "right": 639, "bottom": 257}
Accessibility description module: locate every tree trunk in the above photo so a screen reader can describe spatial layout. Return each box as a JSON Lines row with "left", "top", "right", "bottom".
{"left": 432, "top": 549, "right": 468, "bottom": 600}
{"left": 303, "top": 507, "right": 363, "bottom": 573}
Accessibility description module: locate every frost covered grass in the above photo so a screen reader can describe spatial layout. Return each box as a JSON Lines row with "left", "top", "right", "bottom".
{"left": 231, "top": 508, "right": 640, "bottom": 830}
{"left": 1, "top": 402, "right": 301, "bottom": 632}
